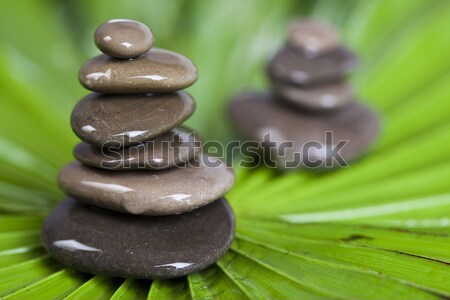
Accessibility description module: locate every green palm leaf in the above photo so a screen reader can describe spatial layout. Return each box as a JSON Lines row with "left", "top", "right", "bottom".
{"left": 1, "top": 0, "right": 449, "bottom": 298}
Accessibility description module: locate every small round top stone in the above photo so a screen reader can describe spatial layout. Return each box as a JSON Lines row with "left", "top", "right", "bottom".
{"left": 287, "top": 19, "right": 340, "bottom": 56}
{"left": 94, "top": 19, "right": 154, "bottom": 59}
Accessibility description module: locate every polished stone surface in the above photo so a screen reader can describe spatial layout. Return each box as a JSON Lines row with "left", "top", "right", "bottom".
{"left": 79, "top": 48, "right": 198, "bottom": 93}
{"left": 42, "top": 197, "right": 235, "bottom": 279}
{"left": 94, "top": 19, "right": 153, "bottom": 59}
{"left": 267, "top": 46, "right": 357, "bottom": 86}
{"left": 58, "top": 157, "right": 235, "bottom": 215}
{"left": 73, "top": 127, "right": 202, "bottom": 170}
{"left": 288, "top": 19, "right": 340, "bottom": 56}
{"left": 229, "top": 92, "right": 380, "bottom": 169}
{"left": 71, "top": 92, "right": 195, "bottom": 147}
{"left": 272, "top": 80, "right": 354, "bottom": 111}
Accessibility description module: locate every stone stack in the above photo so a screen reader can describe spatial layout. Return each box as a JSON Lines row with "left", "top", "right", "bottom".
{"left": 42, "top": 19, "right": 235, "bottom": 279}
{"left": 230, "top": 20, "right": 380, "bottom": 169}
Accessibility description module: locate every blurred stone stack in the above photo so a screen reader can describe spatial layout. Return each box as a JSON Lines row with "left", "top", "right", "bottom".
{"left": 42, "top": 19, "right": 235, "bottom": 279}
{"left": 230, "top": 20, "right": 380, "bottom": 169}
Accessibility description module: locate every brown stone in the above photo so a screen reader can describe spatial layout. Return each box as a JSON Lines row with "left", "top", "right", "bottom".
{"left": 288, "top": 19, "right": 340, "bottom": 56}
{"left": 229, "top": 92, "right": 380, "bottom": 169}
{"left": 58, "top": 156, "right": 235, "bottom": 215}
{"left": 71, "top": 92, "right": 195, "bottom": 147}
{"left": 94, "top": 19, "right": 154, "bottom": 59}
{"left": 79, "top": 48, "right": 198, "bottom": 93}
{"left": 272, "top": 80, "right": 354, "bottom": 111}
{"left": 73, "top": 127, "right": 202, "bottom": 170}
{"left": 267, "top": 46, "right": 357, "bottom": 86}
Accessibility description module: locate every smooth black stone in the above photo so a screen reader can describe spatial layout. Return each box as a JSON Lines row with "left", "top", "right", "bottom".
{"left": 42, "top": 197, "right": 235, "bottom": 279}
{"left": 267, "top": 46, "right": 357, "bottom": 86}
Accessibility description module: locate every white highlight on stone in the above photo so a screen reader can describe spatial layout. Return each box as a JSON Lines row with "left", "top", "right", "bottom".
{"left": 120, "top": 42, "right": 133, "bottom": 48}
{"left": 104, "top": 157, "right": 136, "bottom": 163}
{"left": 53, "top": 239, "right": 101, "bottom": 252}
{"left": 86, "top": 69, "right": 112, "bottom": 80}
{"left": 258, "top": 127, "right": 287, "bottom": 143}
{"left": 304, "top": 37, "right": 320, "bottom": 54}
{"left": 161, "top": 194, "right": 192, "bottom": 201}
{"left": 81, "top": 180, "right": 134, "bottom": 193}
{"left": 155, "top": 262, "right": 193, "bottom": 269}
{"left": 81, "top": 125, "right": 96, "bottom": 133}
{"left": 130, "top": 75, "right": 167, "bottom": 81}
{"left": 108, "top": 19, "right": 132, "bottom": 23}
{"left": 291, "top": 70, "right": 308, "bottom": 83}
{"left": 113, "top": 130, "right": 148, "bottom": 138}
{"left": 103, "top": 36, "right": 112, "bottom": 42}
{"left": 309, "top": 143, "right": 327, "bottom": 160}
{"left": 320, "top": 94, "right": 337, "bottom": 107}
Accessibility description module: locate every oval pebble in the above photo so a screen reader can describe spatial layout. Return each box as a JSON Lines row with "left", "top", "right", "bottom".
{"left": 267, "top": 46, "right": 357, "bottom": 86}
{"left": 42, "top": 197, "right": 235, "bottom": 279}
{"left": 229, "top": 92, "right": 380, "bottom": 169}
{"left": 272, "top": 80, "right": 354, "bottom": 111}
{"left": 71, "top": 92, "right": 195, "bottom": 147}
{"left": 94, "top": 19, "right": 154, "bottom": 59}
{"left": 73, "top": 127, "right": 202, "bottom": 170}
{"left": 288, "top": 19, "right": 340, "bottom": 56}
{"left": 58, "top": 156, "right": 235, "bottom": 215}
{"left": 79, "top": 48, "right": 198, "bottom": 93}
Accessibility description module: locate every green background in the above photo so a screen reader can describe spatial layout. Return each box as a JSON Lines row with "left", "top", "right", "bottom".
{"left": 1, "top": 0, "right": 450, "bottom": 299}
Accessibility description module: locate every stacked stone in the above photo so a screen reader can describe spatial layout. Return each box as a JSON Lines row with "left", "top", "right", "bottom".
{"left": 230, "top": 20, "right": 380, "bottom": 169}
{"left": 42, "top": 19, "right": 235, "bottom": 279}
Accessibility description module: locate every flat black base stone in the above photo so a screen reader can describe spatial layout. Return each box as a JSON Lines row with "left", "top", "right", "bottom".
{"left": 42, "top": 197, "right": 235, "bottom": 279}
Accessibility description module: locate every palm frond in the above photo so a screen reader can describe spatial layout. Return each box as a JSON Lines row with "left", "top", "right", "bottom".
{"left": 0, "top": 0, "right": 449, "bottom": 298}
